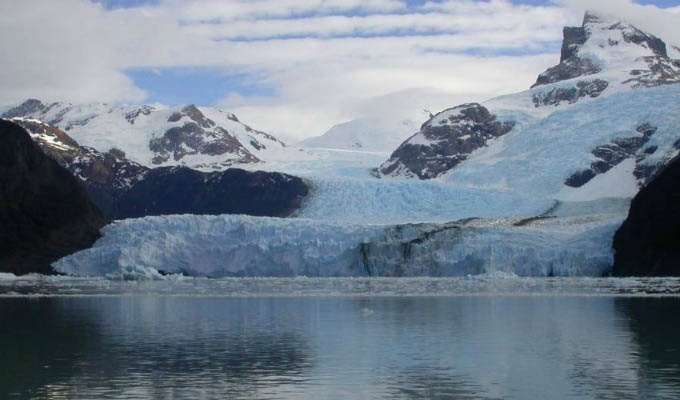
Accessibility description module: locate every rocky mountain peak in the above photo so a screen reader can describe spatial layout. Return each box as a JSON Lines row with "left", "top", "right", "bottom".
{"left": 2, "top": 99, "right": 47, "bottom": 119}
{"left": 533, "top": 11, "right": 680, "bottom": 89}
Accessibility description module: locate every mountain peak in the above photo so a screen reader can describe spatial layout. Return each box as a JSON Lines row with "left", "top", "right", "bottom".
{"left": 532, "top": 11, "right": 679, "bottom": 89}
{"left": 582, "top": 10, "right": 605, "bottom": 26}
{"left": 2, "top": 99, "right": 47, "bottom": 119}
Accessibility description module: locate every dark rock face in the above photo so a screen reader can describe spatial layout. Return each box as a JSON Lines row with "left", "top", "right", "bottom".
{"left": 378, "top": 103, "right": 514, "bottom": 179}
{"left": 533, "top": 58, "right": 601, "bottom": 88}
{"left": 150, "top": 104, "right": 259, "bottom": 166}
{"left": 565, "top": 123, "right": 657, "bottom": 188}
{"left": 0, "top": 120, "right": 107, "bottom": 275}
{"left": 114, "top": 167, "right": 308, "bottom": 219}
{"left": 561, "top": 26, "right": 588, "bottom": 62}
{"left": 532, "top": 79, "right": 609, "bottom": 107}
{"left": 612, "top": 155, "right": 680, "bottom": 276}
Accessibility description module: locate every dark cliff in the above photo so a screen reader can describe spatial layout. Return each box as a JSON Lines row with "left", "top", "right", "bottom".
{"left": 0, "top": 120, "right": 107, "bottom": 274}
{"left": 613, "top": 156, "right": 680, "bottom": 276}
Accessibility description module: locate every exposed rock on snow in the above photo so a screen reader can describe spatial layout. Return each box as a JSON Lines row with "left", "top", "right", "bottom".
{"left": 378, "top": 103, "right": 514, "bottom": 179}
{"left": 0, "top": 120, "right": 107, "bottom": 275}
{"left": 1, "top": 99, "right": 285, "bottom": 169}
{"left": 613, "top": 155, "right": 680, "bottom": 276}
{"left": 532, "top": 79, "right": 609, "bottom": 107}
{"left": 565, "top": 123, "right": 657, "bottom": 187}
{"left": 149, "top": 105, "right": 258, "bottom": 166}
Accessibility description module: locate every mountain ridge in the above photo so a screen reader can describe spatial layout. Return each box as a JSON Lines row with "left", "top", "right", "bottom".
{"left": 376, "top": 11, "right": 680, "bottom": 198}
{"left": 1, "top": 99, "right": 286, "bottom": 170}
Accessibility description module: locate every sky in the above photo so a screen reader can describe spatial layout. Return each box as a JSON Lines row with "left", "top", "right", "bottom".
{"left": 1, "top": 0, "right": 679, "bottom": 141}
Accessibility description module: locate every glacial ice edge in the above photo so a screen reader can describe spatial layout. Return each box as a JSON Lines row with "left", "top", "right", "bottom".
{"left": 54, "top": 211, "right": 624, "bottom": 280}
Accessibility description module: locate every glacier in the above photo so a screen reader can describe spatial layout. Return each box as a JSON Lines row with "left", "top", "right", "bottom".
{"left": 54, "top": 209, "right": 623, "bottom": 279}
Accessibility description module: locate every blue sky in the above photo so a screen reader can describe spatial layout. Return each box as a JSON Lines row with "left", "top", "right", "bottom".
{"left": 3, "top": 0, "right": 680, "bottom": 139}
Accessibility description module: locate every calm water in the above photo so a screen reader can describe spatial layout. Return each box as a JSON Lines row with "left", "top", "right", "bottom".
{"left": 1, "top": 277, "right": 680, "bottom": 399}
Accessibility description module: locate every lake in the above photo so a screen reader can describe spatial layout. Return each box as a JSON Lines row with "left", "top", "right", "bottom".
{"left": 1, "top": 276, "right": 680, "bottom": 399}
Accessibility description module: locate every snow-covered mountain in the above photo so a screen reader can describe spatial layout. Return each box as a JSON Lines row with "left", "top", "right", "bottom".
{"left": 378, "top": 11, "right": 680, "bottom": 203}
{"left": 300, "top": 116, "right": 421, "bottom": 153}
{"left": 1, "top": 100, "right": 285, "bottom": 169}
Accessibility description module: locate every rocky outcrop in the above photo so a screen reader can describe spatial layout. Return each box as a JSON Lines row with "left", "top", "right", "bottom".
{"left": 532, "top": 79, "right": 609, "bottom": 107}
{"left": 0, "top": 120, "right": 107, "bottom": 275}
{"left": 565, "top": 123, "right": 658, "bottom": 188}
{"left": 612, "top": 155, "right": 680, "bottom": 276}
{"left": 114, "top": 167, "right": 309, "bottom": 219}
{"left": 124, "top": 105, "right": 154, "bottom": 124}
{"left": 378, "top": 103, "right": 514, "bottom": 179}
{"left": 8, "top": 118, "right": 309, "bottom": 220}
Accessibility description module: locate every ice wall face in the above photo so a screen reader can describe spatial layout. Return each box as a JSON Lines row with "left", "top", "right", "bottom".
{"left": 360, "top": 216, "right": 621, "bottom": 277}
{"left": 54, "top": 213, "right": 621, "bottom": 279}
{"left": 53, "top": 216, "right": 385, "bottom": 279}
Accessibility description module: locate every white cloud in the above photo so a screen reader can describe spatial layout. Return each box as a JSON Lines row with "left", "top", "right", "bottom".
{"left": 0, "top": 0, "right": 148, "bottom": 104}
{"left": 162, "top": 0, "right": 407, "bottom": 22}
{"left": 1, "top": 0, "right": 677, "bottom": 140}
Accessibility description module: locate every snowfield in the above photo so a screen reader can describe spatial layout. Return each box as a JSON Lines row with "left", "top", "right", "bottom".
{"left": 300, "top": 116, "right": 420, "bottom": 153}
{"left": 452, "top": 84, "right": 680, "bottom": 200}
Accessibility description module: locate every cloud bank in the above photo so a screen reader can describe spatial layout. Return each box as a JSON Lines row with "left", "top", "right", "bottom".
{"left": 1, "top": 0, "right": 678, "bottom": 140}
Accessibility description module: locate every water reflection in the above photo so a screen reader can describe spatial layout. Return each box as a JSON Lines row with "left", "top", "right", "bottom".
{"left": 1, "top": 296, "right": 680, "bottom": 399}
{"left": 1, "top": 298, "right": 315, "bottom": 399}
{"left": 616, "top": 298, "right": 680, "bottom": 399}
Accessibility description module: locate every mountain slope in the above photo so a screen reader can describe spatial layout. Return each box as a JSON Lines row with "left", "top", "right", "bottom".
{"left": 1, "top": 100, "right": 285, "bottom": 169}
{"left": 377, "top": 11, "right": 680, "bottom": 203}
{"left": 300, "top": 116, "right": 420, "bottom": 153}
{"left": 0, "top": 120, "right": 107, "bottom": 274}
{"left": 8, "top": 117, "right": 309, "bottom": 220}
